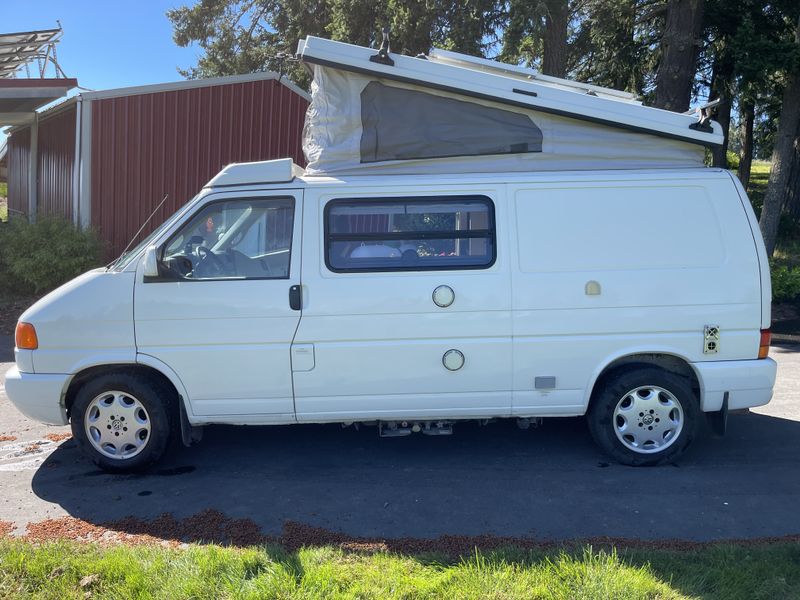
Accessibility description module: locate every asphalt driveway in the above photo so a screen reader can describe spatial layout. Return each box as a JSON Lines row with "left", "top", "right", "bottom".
{"left": 0, "top": 342, "right": 798, "bottom": 543}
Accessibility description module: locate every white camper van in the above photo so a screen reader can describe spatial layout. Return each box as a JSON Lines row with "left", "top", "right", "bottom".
{"left": 5, "top": 36, "right": 776, "bottom": 471}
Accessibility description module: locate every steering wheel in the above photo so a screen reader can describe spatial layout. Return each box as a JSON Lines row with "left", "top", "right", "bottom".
{"left": 193, "top": 245, "right": 226, "bottom": 278}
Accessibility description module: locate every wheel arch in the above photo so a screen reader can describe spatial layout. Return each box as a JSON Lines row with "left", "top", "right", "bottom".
{"left": 64, "top": 359, "right": 188, "bottom": 421}
{"left": 584, "top": 351, "right": 701, "bottom": 413}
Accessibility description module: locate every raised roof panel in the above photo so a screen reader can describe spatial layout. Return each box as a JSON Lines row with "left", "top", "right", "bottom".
{"left": 427, "top": 48, "right": 640, "bottom": 103}
{"left": 298, "top": 36, "right": 722, "bottom": 147}
{"left": 205, "top": 158, "right": 304, "bottom": 187}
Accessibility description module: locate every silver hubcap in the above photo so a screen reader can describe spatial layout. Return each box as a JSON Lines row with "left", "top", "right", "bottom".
{"left": 84, "top": 390, "right": 151, "bottom": 460}
{"left": 613, "top": 385, "right": 684, "bottom": 454}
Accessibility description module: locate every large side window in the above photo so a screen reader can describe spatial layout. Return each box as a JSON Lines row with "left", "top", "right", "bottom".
{"left": 161, "top": 197, "right": 294, "bottom": 280}
{"left": 325, "top": 196, "right": 495, "bottom": 272}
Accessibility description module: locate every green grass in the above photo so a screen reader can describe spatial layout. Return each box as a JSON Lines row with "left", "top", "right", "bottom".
{"left": 745, "top": 160, "right": 771, "bottom": 219}
{"left": 1, "top": 539, "right": 800, "bottom": 599}
{"left": 775, "top": 242, "right": 800, "bottom": 265}
{"left": 732, "top": 160, "right": 800, "bottom": 302}
{"left": 1, "top": 181, "right": 8, "bottom": 221}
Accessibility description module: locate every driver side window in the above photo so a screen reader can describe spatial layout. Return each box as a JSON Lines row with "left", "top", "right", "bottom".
{"left": 162, "top": 197, "right": 295, "bottom": 280}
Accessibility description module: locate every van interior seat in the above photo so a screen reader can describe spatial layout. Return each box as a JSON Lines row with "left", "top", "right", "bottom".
{"left": 350, "top": 244, "right": 401, "bottom": 258}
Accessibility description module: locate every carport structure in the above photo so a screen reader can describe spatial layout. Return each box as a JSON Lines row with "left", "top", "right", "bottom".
{"left": 0, "top": 26, "right": 77, "bottom": 220}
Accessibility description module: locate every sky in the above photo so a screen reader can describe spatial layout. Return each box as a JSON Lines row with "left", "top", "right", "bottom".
{"left": 0, "top": 0, "right": 201, "bottom": 145}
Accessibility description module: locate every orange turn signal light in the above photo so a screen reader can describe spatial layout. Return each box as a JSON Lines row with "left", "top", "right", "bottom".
{"left": 15, "top": 322, "right": 38, "bottom": 350}
{"left": 758, "top": 328, "right": 771, "bottom": 359}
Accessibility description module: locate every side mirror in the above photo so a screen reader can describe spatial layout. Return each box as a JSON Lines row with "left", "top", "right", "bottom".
{"left": 142, "top": 245, "right": 160, "bottom": 278}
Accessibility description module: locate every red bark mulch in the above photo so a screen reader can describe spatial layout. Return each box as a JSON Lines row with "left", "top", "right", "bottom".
{"left": 0, "top": 521, "right": 15, "bottom": 537}
{"left": 4, "top": 509, "right": 798, "bottom": 557}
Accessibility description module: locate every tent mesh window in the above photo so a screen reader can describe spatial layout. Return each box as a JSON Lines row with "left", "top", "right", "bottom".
{"left": 360, "top": 82, "right": 543, "bottom": 163}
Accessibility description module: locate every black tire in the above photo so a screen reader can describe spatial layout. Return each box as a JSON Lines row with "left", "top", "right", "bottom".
{"left": 587, "top": 366, "right": 699, "bottom": 466}
{"left": 70, "top": 372, "right": 176, "bottom": 472}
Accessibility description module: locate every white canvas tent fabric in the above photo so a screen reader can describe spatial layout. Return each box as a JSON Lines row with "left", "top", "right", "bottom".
{"left": 303, "top": 65, "right": 706, "bottom": 176}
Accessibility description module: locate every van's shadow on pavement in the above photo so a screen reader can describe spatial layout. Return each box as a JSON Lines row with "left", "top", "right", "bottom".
{"left": 31, "top": 410, "right": 800, "bottom": 542}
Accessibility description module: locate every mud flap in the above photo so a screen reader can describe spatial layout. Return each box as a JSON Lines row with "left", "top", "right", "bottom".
{"left": 708, "top": 391, "right": 729, "bottom": 436}
{"left": 179, "top": 397, "right": 203, "bottom": 446}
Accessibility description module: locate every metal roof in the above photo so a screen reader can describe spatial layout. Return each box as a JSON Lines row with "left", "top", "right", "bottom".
{"left": 0, "top": 26, "right": 76, "bottom": 125}
{"left": 0, "top": 27, "right": 62, "bottom": 79}
{"left": 80, "top": 71, "right": 310, "bottom": 102}
{"left": 3, "top": 71, "right": 306, "bottom": 132}
{"left": 0, "top": 78, "right": 77, "bottom": 126}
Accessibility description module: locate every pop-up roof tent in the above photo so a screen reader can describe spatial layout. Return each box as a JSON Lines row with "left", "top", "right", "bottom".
{"left": 296, "top": 35, "right": 723, "bottom": 176}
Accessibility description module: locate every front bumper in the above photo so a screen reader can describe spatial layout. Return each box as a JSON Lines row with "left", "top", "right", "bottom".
{"left": 3, "top": 366, "right": 69, "bottom": 425}
{"left": 693, "top": 358, "right": 777, "bottom": 412}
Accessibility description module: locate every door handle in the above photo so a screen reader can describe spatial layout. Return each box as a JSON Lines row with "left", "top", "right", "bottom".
{"left": 289, "top": 285, "right": 302, "bottom": 311}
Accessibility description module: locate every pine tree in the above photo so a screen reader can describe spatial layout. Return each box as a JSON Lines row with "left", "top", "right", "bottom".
{"left": 760, "top": 15, "right": 800, "bottom": 256}
{"left": 653, "top": 0, "right": 704, "bottom": 112}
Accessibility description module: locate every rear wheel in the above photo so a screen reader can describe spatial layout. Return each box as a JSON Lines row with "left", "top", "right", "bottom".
{"left": 71, "top": 372, "right": 175, "bottom": 472}
{"left": 587, "top": 367, "right": 699, "bottom": 466}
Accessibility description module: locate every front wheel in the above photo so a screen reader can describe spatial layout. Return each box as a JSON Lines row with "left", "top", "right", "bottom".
{"left": 71, "top": 372, "right": 175, "bottom": 472}
{"left": 587, "top": 367, "right": 699, "bottom": 466}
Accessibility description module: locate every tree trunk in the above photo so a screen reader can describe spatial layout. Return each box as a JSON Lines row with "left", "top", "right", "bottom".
{"left": 738, "top": 101, "right": 755, "bottom": 190}
{"left": 654, "top": 0, "right": 705, "bottom": 112}
{"left": 542, "top": 0, "right": 568, "bottom": 78}
{"left": 759, "top": 17, "right": 800, "bottom": 257}
{"left": 711, "top": 94, "right": 732, "bottom": 168}
{"left": 785, "top": 116, "right": 800, "bottom": 223}
{"left": 708, "top": 52, "right": 734, "bottom": 168}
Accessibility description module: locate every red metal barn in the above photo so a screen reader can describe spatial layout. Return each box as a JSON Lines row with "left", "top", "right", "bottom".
{"left": 6, "top": 73, "right": 309, "bottom": 257}
{"left": 7, "top": 102, "right": 76, "bottom": 220}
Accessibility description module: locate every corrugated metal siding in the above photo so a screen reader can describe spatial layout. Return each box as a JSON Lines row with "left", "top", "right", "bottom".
{"left": 91, "top": 78, "right": 308, "bottom": 258}
{"left": 7, "top": 127, "right": 30, "bottom": 218}
{"left": 6, "top": 106, "right": 77, "bottom": 221}
{"left": 36, "top": 105, "right": 76, "bottom": 219}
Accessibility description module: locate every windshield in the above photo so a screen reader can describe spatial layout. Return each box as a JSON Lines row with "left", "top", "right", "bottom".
{"left": 110, "top": 200, "right": 195, "bottom": 271}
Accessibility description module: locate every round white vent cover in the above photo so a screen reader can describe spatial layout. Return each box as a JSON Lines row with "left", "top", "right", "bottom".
{"left": 442, "top": 349, "right": 465, "bottom": 371}
{"left": 432, "top": 285, "right": 455, "bottom": 308}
